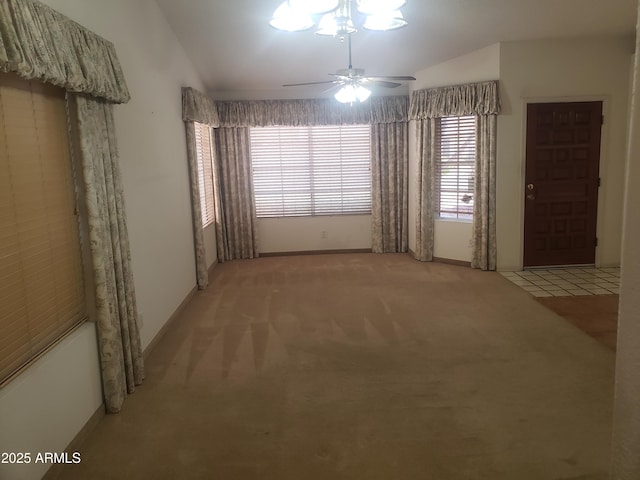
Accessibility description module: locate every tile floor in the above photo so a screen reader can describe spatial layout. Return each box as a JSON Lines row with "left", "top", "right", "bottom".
{"left": 500, "top": 267, "right": 620, "bottom": 297}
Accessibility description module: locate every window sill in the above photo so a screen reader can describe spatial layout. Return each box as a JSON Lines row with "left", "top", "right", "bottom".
{"left": 436, "top": 217, "right": 473, "bottom": 224}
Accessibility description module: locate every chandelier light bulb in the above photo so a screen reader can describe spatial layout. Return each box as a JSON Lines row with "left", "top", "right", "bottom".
{"left": 335, "top": 84, "right": 356, "bottom": 103}
{"left": 362, "top": 10, "right": 407, "bottom": 31}
{"left": 334, "top": 84, "right": 371, "bottom": 104}
{"left": 269, "top": 1, "right": 314, "bottom": 31}
{"left": 354, "top": 84, "right": 372, "bottom": 102}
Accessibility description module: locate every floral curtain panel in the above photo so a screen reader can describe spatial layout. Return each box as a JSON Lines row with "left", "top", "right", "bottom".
{"left": 181, "top": 87, "right": 220, "bottom": 288}
{"left": 3, "top": 0, "right": 142, "bottom": 411}
{"left": 181, "top": 86, "right": 260, "bottom": 266}
{"left": 215, "top": 95, "right": 409, "bottom": 127}
{"left": 410, "top": 81, "right": 500, "bottom": 269}
{"left": 70, "top": 94, "right": 144, "bottom": 413}
{"left": 414, "top": 118, "right": 437, "bottom": 262}
{"left": 183, "top": 122, "right": 210, "bottom": 289}
{"left": 409, "top": 81, "right": 500, "bottom": 119}
{"left": 0, "top": 0, "right": 130, "bottom": 103}
{"left": 371, "top": 121, "right": 409, "bottom": 253}
{"left": 472, "top": 115, "right": 498, "bottom": 270}
{"left": 182, "top": 86, "right": 220, "bottom": 126}
{"left": 213, "top": 127, "right": 259, "bottom": 261}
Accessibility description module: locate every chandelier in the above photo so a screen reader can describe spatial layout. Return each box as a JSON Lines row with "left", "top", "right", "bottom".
{"left": 270, "top": 0, "right": 409, "bottom": 104}
{"left": 270, "top": 0, "right": 408, "bottom": 35}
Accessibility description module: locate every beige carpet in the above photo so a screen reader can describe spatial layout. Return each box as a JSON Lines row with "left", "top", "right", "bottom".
{"left": 50, "top": 253, "right": 615, "bottom": 479}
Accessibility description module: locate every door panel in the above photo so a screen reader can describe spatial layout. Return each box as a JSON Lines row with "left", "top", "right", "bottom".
{"left": 523, "top": 102, "right": 602, "bottom": 267}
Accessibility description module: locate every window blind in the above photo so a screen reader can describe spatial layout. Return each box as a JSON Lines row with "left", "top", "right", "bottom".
{"left": 435, "top": 116, "right": 476, "bottom": 220}
{"left": 0, "top": 74, "right": 86, "bottom": 385}
{"left": 250, "top": 125, "right": 371, "bottom": 218}
{"left": 194, "top": 122, "right": 215, "bottom": 227}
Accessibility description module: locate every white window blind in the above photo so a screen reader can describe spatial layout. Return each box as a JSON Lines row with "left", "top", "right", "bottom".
{"left": 250, "top": 125, "right": 371, "bottom": 218}
{"left": 0, "top": 74, "right": 86, "bottom": 386}
{"left": 435, "top": 115, "right": 476, "bottom": 220}
{"left": 194, "top": 122, "right": 215, "bottom": 227}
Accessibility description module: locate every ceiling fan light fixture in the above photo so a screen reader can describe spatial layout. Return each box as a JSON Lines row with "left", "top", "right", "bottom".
{"left": 269, "top": 1, "right": 314, "bottom": 32}
{"left": 334, "top": 84, "right": 371, "bottom": 103}
{"left": 362, "top": 10, "right": 407, "bottom": 31}
{"left": 288, "top": 0, "right": 340, "bottom": 15}
{"left": 356, "top": 0, "right": 407, "bottom": 15}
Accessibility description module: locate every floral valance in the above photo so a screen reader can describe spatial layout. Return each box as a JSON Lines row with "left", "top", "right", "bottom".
{"left": 182, "top": 86, "right": 220, "bottom": 127}
{"left": 216, "top": 95, "right": 409, "bottom": 127}
{"left": 0, "top": 0, "right": 130, "bottom": 103}
{"left": 409, "top": 81, "right": 500, "bottom": 119}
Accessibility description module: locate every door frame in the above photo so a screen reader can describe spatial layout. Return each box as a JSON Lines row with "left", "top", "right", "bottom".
{"left": 517, "top": 95, "right": 610, "bottom": 270}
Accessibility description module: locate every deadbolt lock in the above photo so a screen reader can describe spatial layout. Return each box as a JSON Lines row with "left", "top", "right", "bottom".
{"left": 527, "top": 183, "right": 535, "bottom": 190}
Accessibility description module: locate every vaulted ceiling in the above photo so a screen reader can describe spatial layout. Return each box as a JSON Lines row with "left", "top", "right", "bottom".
{"left": 155, "top": 0, "right": 637, "bottom": 99}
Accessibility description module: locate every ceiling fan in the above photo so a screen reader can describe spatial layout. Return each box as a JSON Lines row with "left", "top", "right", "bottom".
{"left": 283, "top": 36, "right": 416, "bottom": 103}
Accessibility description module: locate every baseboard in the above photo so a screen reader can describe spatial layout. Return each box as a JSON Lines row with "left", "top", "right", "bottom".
{"left": 433, "top": 257, "right": 472, "bottom": 268}
{"left": 260, "top": 248, "right": 372, "bottom": 257}
{"left": 407, "top": 249, "right": 470, "bottom": 267}
{"left": 143, "top": 285, "right": 198, "bottom": 360}
{"left": 42, "top": 404, "right": 105, "bottom": 480}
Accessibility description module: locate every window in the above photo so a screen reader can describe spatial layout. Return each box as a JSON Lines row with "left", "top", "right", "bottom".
{"left": 435, "top": 115, "right": 476, "bottom": 220}
{"left": 194, "top": 122, "right": 215, "bottom": 227}
{"left": 250, "top": 124, "right": 371, "bottom": 218}
{"left": 0, "top": 74, "right": 86, "bottom": 385}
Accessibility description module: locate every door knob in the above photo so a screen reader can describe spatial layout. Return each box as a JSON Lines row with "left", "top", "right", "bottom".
{"left": 527, "top": 193, "right": 535, "bottom": 200}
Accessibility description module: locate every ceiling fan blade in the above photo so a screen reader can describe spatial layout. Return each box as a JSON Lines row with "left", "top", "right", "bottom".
{"left": 323, "top": 83, "right": 343, "bottom": 94}
{"left": 282, "top": 80, "right": 338, "bottom": 87}
{"left": 367, "top": 75, "right": 417, "bottom": 81}
{"left": 368, "top": 80, "right": 402, "bottom": 88}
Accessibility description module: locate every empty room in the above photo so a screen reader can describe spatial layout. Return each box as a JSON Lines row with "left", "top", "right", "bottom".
{"left": 1, "top": 1, "right": 640, "bottom": 479}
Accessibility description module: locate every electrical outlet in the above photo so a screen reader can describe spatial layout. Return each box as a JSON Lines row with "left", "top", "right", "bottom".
{"left": 468, "top": 238, "right": 473, "bottom": 248}
{"left": 321, "top": 230, "right": 328, "bottom": 239}
{"left": 137, "top": 312, "right": 144, "bottom": 329}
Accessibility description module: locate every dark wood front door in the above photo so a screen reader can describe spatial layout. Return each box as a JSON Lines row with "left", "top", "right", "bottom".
{"left": 523, "top": 101, "right": 602, "bottom": 267}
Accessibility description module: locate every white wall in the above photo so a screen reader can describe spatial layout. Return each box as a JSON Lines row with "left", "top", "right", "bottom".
{"left": 498, "top": 36, "right": 633, "bottom": 270}
{"left": 408, "top": 44, "right": 501, "bottom": 261}
{"left": 612, "top": 3, "right": 640, "bottom": 474}
{"left": 0, "top": 2, "right": 205, "bottom": 478}
{"left": 0, "top": 324, "right": 102, "bottom": 480}
{"left": 258, "top": 215, "right": 372, "bottom": 253}
{"left": 411, "top": 44, "right": 501, "bottom": 91}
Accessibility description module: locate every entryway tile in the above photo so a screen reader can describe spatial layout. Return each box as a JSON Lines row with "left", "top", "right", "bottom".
{"left": 499, "top": 267, "right": 620, "bottom": 297}
{"left": 529, "top": 290, "right": 553, "bottom": 297}
{"left": 566, "top": 289, "right": 592, "bottom": 296}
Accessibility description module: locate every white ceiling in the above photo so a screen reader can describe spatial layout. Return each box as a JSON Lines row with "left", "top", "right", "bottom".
{"left": 155, "top": 0, "right": 637, "bottom": 99}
